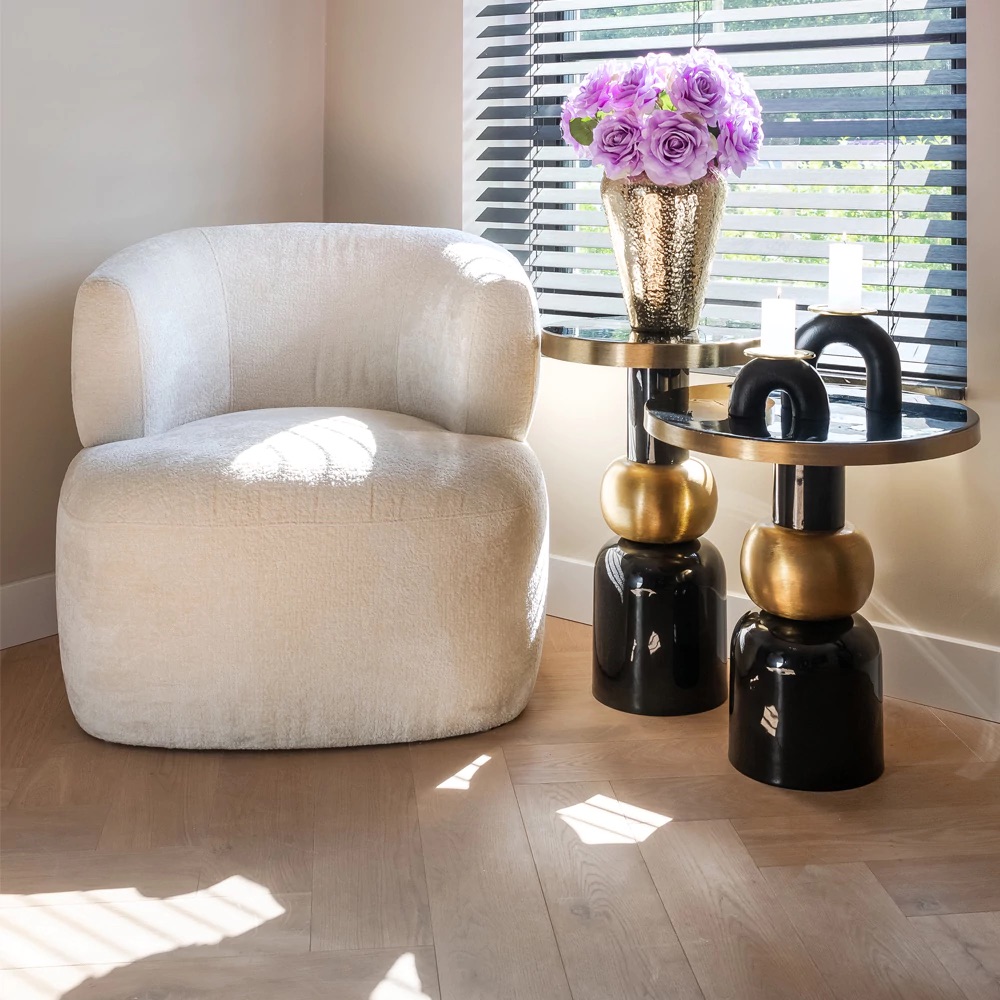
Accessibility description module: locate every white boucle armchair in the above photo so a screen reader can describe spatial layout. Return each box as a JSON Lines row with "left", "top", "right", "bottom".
{"left": 57, "top": 223, "right": 548, "bottom": 749}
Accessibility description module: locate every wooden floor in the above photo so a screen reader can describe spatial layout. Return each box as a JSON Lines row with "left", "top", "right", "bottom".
{"left": 1, "top": 619, "right": 999, "bottom": 1000}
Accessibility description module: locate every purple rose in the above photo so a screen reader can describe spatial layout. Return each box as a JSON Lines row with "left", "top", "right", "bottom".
{"left": 731, "top": 71, "right": 762, "bottom": 119}
{"left": 590, "top": 109, "right": 645, "bottom": 179}
{"left": 718, "top": 109, "right": 763, "bottom": 176}
{"left": 566, "top": 63, "right": 615, "bottom": 119}
{"left": 668, "top": 48, "right": 734, "bottom": 126}
{"left": 609, "top": 56, "right": 661, "bottom": 113}
{"left": 646, "top": 52, "right": 675, "bottom": 85}
{"left": 639, "top": 109, "right": 717, "bottom": 186}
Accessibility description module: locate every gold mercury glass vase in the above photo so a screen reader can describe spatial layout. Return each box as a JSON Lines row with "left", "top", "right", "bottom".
{"left": 601, "top": 167, "right": 728, "bottom": 335}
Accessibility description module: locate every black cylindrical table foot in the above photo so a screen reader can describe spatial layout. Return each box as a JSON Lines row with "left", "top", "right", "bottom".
{"left": 593, "top": 537, "right": 727, "bottom": 716}
{"left": 728, "top": 610, "right": 884, "bottom": 790}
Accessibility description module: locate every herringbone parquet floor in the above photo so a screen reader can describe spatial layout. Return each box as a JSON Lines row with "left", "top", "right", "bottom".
{"left": 1, "top": 618, "right": 998, "bottom": 999}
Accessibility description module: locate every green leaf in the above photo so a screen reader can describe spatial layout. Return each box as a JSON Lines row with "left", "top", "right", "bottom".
{"left": 569, "top": 116, "right": 597, "bottom": 146}
{"left": 657, "top": 90, "right": 676, "bottom": 111}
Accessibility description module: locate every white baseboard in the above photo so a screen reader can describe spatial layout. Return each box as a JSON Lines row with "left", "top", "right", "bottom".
{"left": 1, "top": 573, "right": 57, "bottom": 650}
{"left": 547, "top": 555, "right": 595, "bottom": 624}
{"left": 547, "top": 554, "right": 1000, "bottom": 723}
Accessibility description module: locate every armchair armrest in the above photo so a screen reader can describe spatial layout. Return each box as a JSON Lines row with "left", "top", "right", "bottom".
{"left": 395, "top": 231, "right": 540, "bottom": 441}
{"left": 72, "top": 228, "right": 229, "bottom": 447}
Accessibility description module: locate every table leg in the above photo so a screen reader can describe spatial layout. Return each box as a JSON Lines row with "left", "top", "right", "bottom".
{"left": 729, "top": 464, "right": 884, "bottom": 789}
{"left": 592, "top": 368, "right": 728, "bottom": 716}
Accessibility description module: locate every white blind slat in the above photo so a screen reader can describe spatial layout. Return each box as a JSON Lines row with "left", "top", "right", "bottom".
{"left": 532, "top": 251, "right": 967, "bottom": 291}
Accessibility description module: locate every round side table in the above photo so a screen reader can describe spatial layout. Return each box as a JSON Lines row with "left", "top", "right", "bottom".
{"left": 645, "top": 383, "right": 980, "bottom": 789}
{"left": 541, "top": 322, "right": 758, "bottom": 716}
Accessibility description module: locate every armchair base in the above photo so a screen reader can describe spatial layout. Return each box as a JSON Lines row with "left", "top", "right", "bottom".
{"left": 56, "top": 406, "right": 548, "bottom": 749}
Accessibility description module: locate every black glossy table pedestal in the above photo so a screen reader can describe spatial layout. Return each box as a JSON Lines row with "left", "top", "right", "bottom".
{"left": 594, "top": 535, "right": 727, "bottom": 715}
{"left": 730, "top": 612, "right": 883, "bottom": 790}
{"left": 542, "top": 323, "right": 757, "bottom": 716}
{"left": 646, "top": 383, "right": 981, "bottom": 788}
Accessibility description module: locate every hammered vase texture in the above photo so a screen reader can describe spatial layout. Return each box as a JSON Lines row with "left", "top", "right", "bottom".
{"left": 601, "top": 169, "right": 728, "bottom": 335}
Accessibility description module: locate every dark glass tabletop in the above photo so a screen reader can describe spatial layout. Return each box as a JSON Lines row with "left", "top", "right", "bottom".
{"left": 644, "top": 383, "right": 980, "bottom": 466}
{"left": 541, "top": 321, "right": 758, "bottom": 369}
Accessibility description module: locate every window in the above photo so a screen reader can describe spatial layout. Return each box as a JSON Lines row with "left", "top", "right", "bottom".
{"left": 467, "top": 1, "right": 967, "bottom": 392}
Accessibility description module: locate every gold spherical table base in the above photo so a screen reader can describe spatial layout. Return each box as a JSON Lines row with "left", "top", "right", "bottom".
{"left": 600, "top": 456, "right": 718, "bottom": 546}
{"left": 740, "top": 520, "right": 875, "bottom": 621}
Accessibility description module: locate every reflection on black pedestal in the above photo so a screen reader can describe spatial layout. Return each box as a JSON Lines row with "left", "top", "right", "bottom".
{"left": 729, "top": 611, "right": 884, "bottom": 791}
{"left": 593, "top": 537, "right": 727, "bottom": 716}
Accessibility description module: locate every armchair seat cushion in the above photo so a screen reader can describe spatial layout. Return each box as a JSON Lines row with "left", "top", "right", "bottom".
{"left": 60, "top": 407, "right": 542, "bottom": 528}
{"left": 57, "top": 406, "right": 547, "bottom": 749}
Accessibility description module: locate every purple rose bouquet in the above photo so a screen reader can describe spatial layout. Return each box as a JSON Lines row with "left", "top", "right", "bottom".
{"left": 562, "top": 48, "right": 763, "bottom": 184}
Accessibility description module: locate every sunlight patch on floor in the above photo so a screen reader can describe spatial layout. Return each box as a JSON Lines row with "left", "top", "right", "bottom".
{"left": 436, "top": 754, "right": 492, "bottom": 790}
{"left": 557, "top": 793, "right": 672, "bottom": 845}
{"left": 370, "top": 951, "right": 433, "bottom": 999}
{"left": 0, "top": 876, "right": 283, "bottom": 972}
{"left": 0, "top": 950, "right": 434, "bottom": 1000}
{"left": 0, "top": 963, "right": 116, "bottom": 1000}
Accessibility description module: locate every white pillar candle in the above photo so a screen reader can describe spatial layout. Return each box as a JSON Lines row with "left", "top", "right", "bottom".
{"left": 760, "top": 293, "right": 797, "bottom": 356}
{"left": 828, "top": 241, "right": 864, "bottom": 312}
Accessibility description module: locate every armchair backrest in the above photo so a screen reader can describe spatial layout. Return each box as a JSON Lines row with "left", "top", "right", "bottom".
{"left": 72, "top": 223, "right": 540, "bottom": 446}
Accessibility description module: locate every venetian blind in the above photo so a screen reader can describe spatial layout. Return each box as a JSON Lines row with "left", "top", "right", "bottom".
{"left": 470, "top": 0, "right": 967, "bottom": 389}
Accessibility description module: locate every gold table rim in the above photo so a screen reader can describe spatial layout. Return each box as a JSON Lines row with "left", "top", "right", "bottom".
{"left": 643, "top": 383, "right": 981, "bottom": 467}
{"left": 541, "top": 327, "right": 760, "bottom": 369}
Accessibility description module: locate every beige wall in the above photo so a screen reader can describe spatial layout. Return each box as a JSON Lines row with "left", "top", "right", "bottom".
{"left": 324, "top": 0, "right": 463, "bottom": 228}
{"left": 0, "top": 0, "right": 326, "bottom": 584}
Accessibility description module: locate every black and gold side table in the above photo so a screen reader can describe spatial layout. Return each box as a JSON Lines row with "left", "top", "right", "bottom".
{"left": 645, "top": 383, "right": 980, "bottom": 790}
{"left": 541, "top": 322, "right": 758, "bottom": 716}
